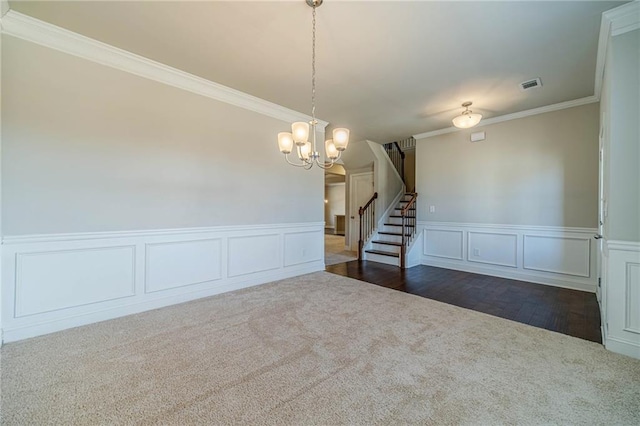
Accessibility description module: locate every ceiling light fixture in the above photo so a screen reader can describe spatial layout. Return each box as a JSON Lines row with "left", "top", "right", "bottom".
{"left": 277, "top": 0, "right": 349, "bottom": 170}
{"left": 452, "top": 102, "right": 482, "bottom": 129}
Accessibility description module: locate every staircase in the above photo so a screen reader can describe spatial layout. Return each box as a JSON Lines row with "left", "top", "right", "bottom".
{"left": 355, "top": 137, "right": 418, "bottom": 268}
{"left": 362, "top": 192, "right": 418, "bottom": 268}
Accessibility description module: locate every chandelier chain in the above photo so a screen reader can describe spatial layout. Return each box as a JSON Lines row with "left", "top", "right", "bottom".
{"left": 311, "top": 4, "right": 316, "bottom": 123}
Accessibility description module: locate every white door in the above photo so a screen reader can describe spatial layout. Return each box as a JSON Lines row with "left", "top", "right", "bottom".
{"left": 349, "top": 172, "right": 374, "bottom": 253}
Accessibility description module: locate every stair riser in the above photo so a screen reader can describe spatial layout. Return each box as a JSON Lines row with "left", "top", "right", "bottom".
{"left": 386, "top": 220, "right": 416, "bottom": 227}
{"left": 382, "top": 225, "right": 415, "bottom": 233}
{"left": 377, "top": 234, "right": 404, "bottom": 244}
{"left": 364, "top": 252, "right": 401, "bottom": 266}
{"left": 386, "top": 217, "right": 406, "bottom": 225}
{"left": 371, "top": 243, "right": 401, "bottom": 254}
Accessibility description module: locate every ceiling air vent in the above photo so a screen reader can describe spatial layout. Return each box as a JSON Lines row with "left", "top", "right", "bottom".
{"left": 519, "top": 77, "right": 542, "bottom": 91}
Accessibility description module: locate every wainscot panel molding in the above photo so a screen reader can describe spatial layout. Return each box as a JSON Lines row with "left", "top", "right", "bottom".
{"left": 418, "top": 222, "right": 598, "bottom": 293}
{"left": 0, "top": 11, "right": 327, "bottom": 129}
{"left": 16, "top": 246, "right": 136, "bottom": 317}
{"left": 423, "top": 229, "right": 463, "bottom": 260}
{"left": 604, "top": 240, "right": 640, "bottom": 359}
{"left": 227, "top": 234, "right": 281, "bottom": 277}
{"left": 145, "top": 239, "right": 222, "bottom": 293}
{"left": 284, "top": 231, "right": 323, "bottom": 267}
{"left": 467, "top": 231, "right": 518, "bottom": 268}
{"left": 1, "top": 222, "right": 324, "bottom": 343}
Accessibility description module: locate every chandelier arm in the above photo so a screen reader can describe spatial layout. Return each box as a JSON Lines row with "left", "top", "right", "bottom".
{"left": 315, "top": 161, "right": 336, "bottom": 170}
{"left": 285, "top": 153, "right": 312, "bottom": 168}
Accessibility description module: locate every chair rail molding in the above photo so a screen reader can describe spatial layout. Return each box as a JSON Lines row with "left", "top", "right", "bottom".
{"left": 418, "top": 221, "right": 598, "bottom": 293}
{"left": 1, "top": 222, "right": 324, "bottom": 343}
{"left": 0, "top": 10, "right": 327, "bottom": 129}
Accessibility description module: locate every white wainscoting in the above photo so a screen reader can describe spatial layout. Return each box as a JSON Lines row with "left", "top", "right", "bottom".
{"left": 468, "top": 231, "right": 518, "bottom": 268}
{"left": 418, "top": 222, "right": 597, "bottom": 292}
{"left": 1, "top": 222, "right": 324, "bottom": 343}
{"left": 423, "top": 229, "right": 463, "bottom": 260}
{"left": 604, "top": 240, "right": 640, "bottom": 359}
{"left": 145, "top": 239, "right": 222, "bottom": 293}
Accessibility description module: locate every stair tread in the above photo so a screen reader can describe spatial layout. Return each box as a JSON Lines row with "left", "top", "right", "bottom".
{"left": 378, "top": 231, "right": 412, "bottom": 236}
{"left": 384, "top": 223, "right": 415, "bottom": 227}
{"left": 365, "top": 249, "right": 400, "bottom": 258}
{"left": 389, "top": 214, "right": 416, "bottom": 218}
{"left": 372, "top": 240, "right": 403, "bottom": 246}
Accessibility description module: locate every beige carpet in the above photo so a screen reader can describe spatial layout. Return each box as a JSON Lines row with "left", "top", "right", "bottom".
{"left": 1, "top": 272, "right": 639, "bottom": 425}
{"left": 325, "top": 234, "right": 357, "bottom": 265}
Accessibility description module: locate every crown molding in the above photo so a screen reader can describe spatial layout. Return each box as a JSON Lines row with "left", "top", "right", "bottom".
{"left": 0, "top": 10, "right": 328, "bottom": 129}
{"left": 595, "top": 1, "right": 640, "bottom": 100}
{"left": 413, "top": 96, "right": 598, "bottom": 140}
{"left": 605, "top": 0, "right": 640, "bottom": 37}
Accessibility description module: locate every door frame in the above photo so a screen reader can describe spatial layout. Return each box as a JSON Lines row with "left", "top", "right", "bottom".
{"left": 596, "top": 110, "right": 607, "bottom": 329}
{"left": 348, "top": 171, "right": 374, "bottom": 253}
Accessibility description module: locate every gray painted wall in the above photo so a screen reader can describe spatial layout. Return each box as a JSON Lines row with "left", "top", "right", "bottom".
{"left": 2, "top": 36, "right": 322, "bottom": 236}
{"left": 415, "top": 103, "right": 599, "bottom": 228}
{"left": 608, "top": 29, "right": 640, "bottom": 242}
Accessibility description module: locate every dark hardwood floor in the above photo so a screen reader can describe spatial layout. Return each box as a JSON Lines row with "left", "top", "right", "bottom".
{"left": 326, "top": 261, "right": 602, "bottom": 343}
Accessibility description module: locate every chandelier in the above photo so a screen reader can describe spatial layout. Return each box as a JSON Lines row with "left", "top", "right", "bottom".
{"left": 452, "top": 102, "right": 482, "bottom": 129}
{"left": 277, "top": 0, "right": 349, "bottom": 169}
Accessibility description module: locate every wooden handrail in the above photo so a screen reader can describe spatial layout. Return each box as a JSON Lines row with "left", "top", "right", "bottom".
{"left": 358, "top": 192, "right": 378, "bottom": 260}
{"left": 393, "top": 142, "right": 406, "bottom": 160}
{"left": 384, "top": 142, "right": 406, "bottom": 184}
{"left": 400, "top": 193, "right": 417, "bottom": 216}
{"left": 359, "top": 192, "right": 378, "bottom": 216}
{"left": 400, "top": 192, "right": 418, "bottom": 269}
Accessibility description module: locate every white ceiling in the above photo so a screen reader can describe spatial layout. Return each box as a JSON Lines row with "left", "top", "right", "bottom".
{"left": 9, "top": 0, "right": 625, "bottom": 143}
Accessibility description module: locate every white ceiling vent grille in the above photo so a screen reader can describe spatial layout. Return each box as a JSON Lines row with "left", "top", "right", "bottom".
{"left": 519, "top": 78, "right": 542, "bottom": 91}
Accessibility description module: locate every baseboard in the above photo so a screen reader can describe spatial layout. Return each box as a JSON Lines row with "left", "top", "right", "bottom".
{"left": 2, "top": 223, "right": 324, "bottom": 343}
{"left": 605, "top": 336, "right": 640, "bottom": 359}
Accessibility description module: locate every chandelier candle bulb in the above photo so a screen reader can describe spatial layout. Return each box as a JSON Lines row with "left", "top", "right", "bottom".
{"left": 300, "top": 142, "right": 312, "bottom": 160}
{"left": 332, "top": 128, "right": 350, "bottom": 151}
{"left": 292, "top": 122, "right": 310, "bottom": 145}
{"left": 278, "top": 132, "right": 294, "bottom": 154}
{"left": 325, "top": 139, "right": 339, "bottom": 160}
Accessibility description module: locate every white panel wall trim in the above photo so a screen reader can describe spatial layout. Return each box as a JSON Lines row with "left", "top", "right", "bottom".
{"left": 227, "top": 234, "right": 281, "bottom": 278}
{"left": 423, "top": 229, "right": 463, "bottom": 260}
{"left": 418, "top": 222, "right": 598, "bottom": 293}
{"left": 1, "top": 222, "right": 324, "bottom": 343}
{"left": 605, "top": 241, "right": 640, "bottom": 359}
{"left": 284, "top": 231, "right": 323, "bottom": 267}
{"left": 467, "top": 231, "right": 518, "bottom": 268}
{"left": 145, "top": 239, "right": 222, "bottom": 293}
{"left": 523, "top": 235, "right": 591, "bottom": 277}
{"left": 0, "top": 11, "right": 327, "bottom": 129}
{"left": 16, "top": 246, "right": 136, "bottom": 317}
{"left": 625, "top": 263, "right": 640, "bottom": 334}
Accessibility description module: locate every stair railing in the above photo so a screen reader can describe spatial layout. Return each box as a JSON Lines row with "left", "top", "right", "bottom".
{"left": 358, "top": 192, "right": 378, "bottom": 260}
{"left": 383, "top": 142, "right": 405, "bottom": 183}
{"left": 400, "top": 192, "right": 418, "bottom": 269}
